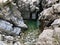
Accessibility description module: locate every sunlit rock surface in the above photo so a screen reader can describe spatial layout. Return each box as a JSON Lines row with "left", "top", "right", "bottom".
{"left": 53, "top": 27, "right": 60, "bottom": 43}
{"left": 51, "top": 19, "right": 60, "bottom": 25}
{"left": 39, "top": 29, "right": 54, "bottom": 38}
{"left": 36, "top": 29, "right": 60, "bottom": 45}
{"left": 36, "top": 29, "right": 54, "bottom": 45}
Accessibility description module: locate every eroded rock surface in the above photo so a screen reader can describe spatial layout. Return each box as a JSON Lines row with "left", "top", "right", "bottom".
{"left": 38, "top": 0, "right": 60, "bottom": 45}
{"left": 36, "top": 29, "right": 60, "bottom": 45}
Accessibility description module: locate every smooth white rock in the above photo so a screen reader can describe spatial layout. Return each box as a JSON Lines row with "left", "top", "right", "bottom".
{"left": 51, "top": 19, "right": 60, "bottom": 25}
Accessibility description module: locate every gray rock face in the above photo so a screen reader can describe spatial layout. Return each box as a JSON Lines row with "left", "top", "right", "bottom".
{"left": 36, "top": 29, "right": 56, "bottom": 45}
{"left": 13, "top": 27, "right": 21, "bottom": 35}
{"left": 39, "top": 7, "right": 54, "bottom": 20}
{"left": 17, "top": 0, "right": 39, "bottom": 12}
{"left": 11, "top": 16, "right": 27, "bottom": 28}
{"left": 36, "top": 29, "right": 60, "bottom": 45}
{"left": 53, "top": 27, "right": 60, "bottom": 44}
{"left": 52, "top": 3, "right": 60, "bottom": 13}
{"left": 38, "top": 7, "right": 57, "bottom": 28}
{"left": 38, "top": 4, "right": 60, "bottom": 28}
{"left": 0, "top": 4, "right": 27, "bottom": 29}
{"left": 37, "top": 1, "right": 60, "bottom": 45}
{"left": 0, "top": 0, "right": 28, "bottom": 45}
{"left": 0, "top": 20, "right": 13, "bottom": 32}
{"left": 0, "top": 20, "right": 21, "bottom": 35}
{"left": 41, "top": 0, "right": 59, "bottom": 9}
{"left": 39, "top": 29, "right": 54, "bottom": 38}
{"left": 16, "top": 0, "right": 39, "bottom": 19}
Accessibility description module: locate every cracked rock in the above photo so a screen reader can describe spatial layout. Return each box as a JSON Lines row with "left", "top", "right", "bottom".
{"left": 0, "top": 4, "right": 27, "bottom": 29}
{"left": 0, "top": 20, "right": 21, "bottom": 35}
